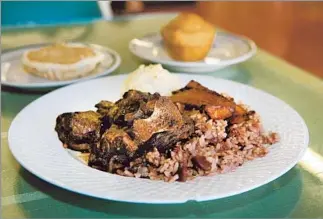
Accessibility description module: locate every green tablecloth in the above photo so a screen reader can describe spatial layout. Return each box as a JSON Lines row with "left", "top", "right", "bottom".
{"left": 2, "top": 14, "right": 323, "bottom": 218}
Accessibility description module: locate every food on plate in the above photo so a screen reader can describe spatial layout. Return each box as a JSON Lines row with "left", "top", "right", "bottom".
{"left": 89, "top": 91, "right": 195, "bottom": 171}
{"left": 122, "top": 64, "right": 181, "bottom": 96}
{"left": 55, "top": 79, "right": 280, "bottom": 182}
{"left": 22, "top": 43, "right": 105, "bottom": 81}
{"left": 55, "top": 111, "right": 101, "bottom": 151}
{"left": 161, "top": 13, "right": 216, "bottom": 62}
{"left": 170, "top": 80, "right": 247, "bottom": 123}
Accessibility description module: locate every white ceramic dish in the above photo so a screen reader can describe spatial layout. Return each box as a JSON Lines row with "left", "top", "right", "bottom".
{"left": 1, "top": 43, "right": 121, "bottom": 89}
{"left": 8, "top": 74, "right": 308, "bottom": 204}
{"left": 129, "top": 32, "right": 257, "bottom": 73}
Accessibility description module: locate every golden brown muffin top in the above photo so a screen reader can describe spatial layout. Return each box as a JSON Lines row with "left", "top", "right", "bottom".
{"left": 164, "top": 13, "right": 213, "bottom": 32}
{"left": 26, "top": 43, "right": 96, "bottom": 64}
{"left": 161, "top": 13, "right": 216, "bottom": 47}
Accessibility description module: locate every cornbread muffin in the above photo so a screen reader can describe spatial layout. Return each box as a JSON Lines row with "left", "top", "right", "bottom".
{"left": 22, "top": 43, "right": 105, "bottom": 81}
{"left": 161, "top": 13, "right": 216, "bottom": 62}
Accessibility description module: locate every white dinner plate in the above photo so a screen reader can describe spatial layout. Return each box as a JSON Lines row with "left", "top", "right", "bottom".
{"left": 8, "top": 74, "right": 308, "bottom": 204}
{"left": 1, "top": 43, "right": 121, "bottom": 89}
{"left": 129, "top": 32, "right": 257, "bottom": 73}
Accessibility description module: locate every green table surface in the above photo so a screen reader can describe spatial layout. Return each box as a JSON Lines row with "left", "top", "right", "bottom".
{"left": 1, "top": 13, "right": 323, "bottom": 218}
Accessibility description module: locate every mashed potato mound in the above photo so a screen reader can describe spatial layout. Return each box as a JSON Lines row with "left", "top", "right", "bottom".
{"left": 123, "top": 64, "right": 181, "bottom": 96}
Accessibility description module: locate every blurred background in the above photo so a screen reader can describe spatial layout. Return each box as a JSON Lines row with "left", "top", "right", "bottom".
{"left": 1, "top": 1, "right": 322, "bottom": 78}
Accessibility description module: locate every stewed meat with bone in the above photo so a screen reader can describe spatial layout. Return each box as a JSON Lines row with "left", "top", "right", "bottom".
{"left": 55, "top": 90, "right": 194, "bottom": 172}
{"left": 55, "top": 81, "right": 249, "bottom": 173}
{"left": 55, "top": 111, "right": 101, "bottom": 151}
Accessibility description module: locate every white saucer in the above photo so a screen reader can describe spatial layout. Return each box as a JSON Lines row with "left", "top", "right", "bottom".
{"left": 129, "top": 32, "right": 257, "bottom": 73}
{"left": 1, "top": 43, "right": 121, "bottom": 90}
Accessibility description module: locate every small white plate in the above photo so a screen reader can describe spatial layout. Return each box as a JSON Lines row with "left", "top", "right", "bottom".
{"left": 129, "top": 32, "right": 257, "bottom": 73}
{"left": 1, "top": 43, "right": 121, "bottom": 89}
{"left": 8, "top": 74, "right": 308, "bottom": 204}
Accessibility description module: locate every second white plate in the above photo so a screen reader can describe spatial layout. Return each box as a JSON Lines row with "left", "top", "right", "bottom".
{"left": 129, "top": 32, "right": 257, "bottom": 73}
{"left": 1, "top": 43, "right": 121, "bottom": 90}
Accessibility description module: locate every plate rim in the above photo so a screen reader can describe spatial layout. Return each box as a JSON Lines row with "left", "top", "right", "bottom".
{"left": 7, "top": 74, "right": 309, "bottom": 204}
{"left": 129, "top": 32, "right": 257, "bottom": 68}
{"left": 1, "top": 42, "right": 122, "bottom": 89}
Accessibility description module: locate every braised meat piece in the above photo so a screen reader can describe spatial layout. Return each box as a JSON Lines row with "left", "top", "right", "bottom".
{"left": 171, "top": 80, "right": 247, "bottom": 122}
{"left": 142, "top": 115, "right": 194, "bottom": 153}
{"left": 88, "top": 125, "right": 137, "bottom": 171}
{"left": 95, "top": 100, "right": 115, "bottom": 115}
{"left": 95, "top": 90, "right": 160, "bottom": 127}
{"left": 133, "top": 97, "right": 184, "bottom": 143}
{"left": 133, "top": 97, "right": 194, "bottom": 152}
{"left": 55, "top": 111, "right": 101, "bottom": 151}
